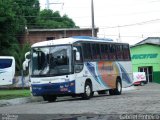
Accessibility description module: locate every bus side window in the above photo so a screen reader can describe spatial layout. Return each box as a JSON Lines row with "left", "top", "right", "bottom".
{"left": 91, "top": 44, "right": 100, "bottom": 60}
{"left": 116, "top": 45, "right": 123, "bottom": 60}
{"left": 123, "top": 45, "right": 131, "bottom": 60}
{"left": 109, "top": 44, "right": 116, "bottom": 60}
{"left": 82, "top": 43, "right": 92, "bottom": 60}
{"left": 73, "top": 45, "right": 83, "bottom": 73}
{"left": 100, "top": 44, "right": 109, "bottom": 60}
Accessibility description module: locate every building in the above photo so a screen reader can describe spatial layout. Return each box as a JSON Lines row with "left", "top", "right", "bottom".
{"left": 21, "top": 28, "right": 99, "bottom": 45}
{"left": 130, "top": 37, "right": 160, "bottom": 83}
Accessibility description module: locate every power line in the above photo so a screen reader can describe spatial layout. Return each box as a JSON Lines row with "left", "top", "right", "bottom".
{"left": 99, "top": 18, "right": 160, "bottom": 29}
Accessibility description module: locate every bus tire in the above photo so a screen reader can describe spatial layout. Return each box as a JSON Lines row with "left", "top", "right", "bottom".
{"left": 109, "top": 79, "right": 122, "bottom": 95}
{"left": 82, "top": 81, "right": 92, "bottom": 100}
{"left": 43, "top": 95, "right": 57, "bottom": 102}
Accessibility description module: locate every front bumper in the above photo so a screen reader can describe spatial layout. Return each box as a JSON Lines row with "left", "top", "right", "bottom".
{"left": 31, "top": 80, "right": 75, "bottom": 96}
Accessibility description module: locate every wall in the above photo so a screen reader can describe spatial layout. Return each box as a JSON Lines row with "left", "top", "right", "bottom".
{"left": 131, "top": 44, "right": 160, "bottom": 83}
{"left": 22, "top": 29, "right": 98, "bottom": 45}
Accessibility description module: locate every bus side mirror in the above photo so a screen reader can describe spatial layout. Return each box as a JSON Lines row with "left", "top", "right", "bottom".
{"left": 73, "top": 47, "right": 80, "bottom": 61}
{"left": 25, "top": 52, "right": 31, "bottom": 60}
{"left": 73, "top": 50, "right": 80, "bottom": 61}
{"left": 76, "top": 51, "right": 80, "bottom": 61}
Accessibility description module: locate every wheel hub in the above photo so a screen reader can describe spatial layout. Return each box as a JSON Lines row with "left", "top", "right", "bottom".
{"left": 86, "top": 85, "right": 91, "bottom": 96}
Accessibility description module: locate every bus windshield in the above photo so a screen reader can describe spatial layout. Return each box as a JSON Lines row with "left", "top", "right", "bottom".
{"left": 31, "top": 45, "right": 72, "bottom": 77}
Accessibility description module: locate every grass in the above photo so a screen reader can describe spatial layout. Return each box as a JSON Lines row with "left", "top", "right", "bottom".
{"left": 0, "top": 89, "right": 31, "bottom": 100}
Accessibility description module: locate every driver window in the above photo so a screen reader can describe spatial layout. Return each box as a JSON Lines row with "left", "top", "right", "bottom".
{"left": 73, "top": 45, "right": 83, "bottom": 73}
{"left": 74, "top": 46, "right": 83, "bottom": 64}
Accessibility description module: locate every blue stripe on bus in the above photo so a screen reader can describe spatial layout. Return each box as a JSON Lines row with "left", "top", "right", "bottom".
{"left": 71, "top": 36, "right": 113, "bottom": 41}
{"left": 85, "top": 62, "right": 101, "bottom": 85}
{"left": 31, "top": 80, "right": 75, "bottom": 96}
{"left": 118, "top": 63, "right": 132, "bottom": 84}
{"left": 85, "top": 62, "right": 107, "bottom": 87}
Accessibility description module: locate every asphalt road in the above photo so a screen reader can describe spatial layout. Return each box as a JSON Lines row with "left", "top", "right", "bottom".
{"left": 0, "top": 83, "right": 160, "bottom": 120}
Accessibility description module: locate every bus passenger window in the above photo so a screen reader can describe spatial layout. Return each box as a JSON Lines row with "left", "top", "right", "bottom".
{"left": 82, "top": 43, "right": 92, "bottom": 60}
{"left": 109, "top": 44, "right": 116, "bottom": 60}
{"left": 123, "top": 45, "right": 131, "bottom": 60}
{"left": 92, "top": 44, "right": 100, "bottom": 60}
{"left": 100, "top": 44, "right": 109, "bottom": 60}
{"left": 116, "top": 45, "right": 123, "bottom": 60}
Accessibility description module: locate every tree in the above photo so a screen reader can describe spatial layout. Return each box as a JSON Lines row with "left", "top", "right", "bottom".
{"left": 0, "top": 0, "right": 18, "bottom": 55}
{"left": 9, "top": 42, "right": 30, "bottom": 75}
{"left": 36, "top": 9, "right": 78, "bottom": 29}
{"left": 0, "top": 1, "right": 77, "bottom": 75}
{"left": 0, "top": 0, "right": 40, "bottom": 55}
{"left": 13, "top": 0, "right": 40, "bottom": 28}
{"left": 0, "top": 0, "right": 39, "bottom": 75}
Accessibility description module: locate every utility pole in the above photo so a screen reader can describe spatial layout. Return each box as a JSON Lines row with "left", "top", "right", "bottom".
{"left": 46, "top": 0, "right": 64, "bottom": 10}
{"left": 46, "top": 0, "right": 50, "bottom": 9}
{"left": 118, "top": 25, "right": 121, "bottom": 42}
{"left": 91, "top": 0, "right": 95, "bottom": 37}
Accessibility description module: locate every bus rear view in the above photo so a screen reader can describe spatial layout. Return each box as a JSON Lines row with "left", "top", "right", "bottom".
{"left": 0, "top": 56, "right": 15, "bottom": 85}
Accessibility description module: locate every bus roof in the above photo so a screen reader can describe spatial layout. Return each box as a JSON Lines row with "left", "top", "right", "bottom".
{"left": 31, "top": 36, "right": 125, "bottom": 48}
{"left": 0, "top": 56, "right": 15, "bottom": 59}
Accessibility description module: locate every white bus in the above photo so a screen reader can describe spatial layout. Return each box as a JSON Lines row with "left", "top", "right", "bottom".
{"left": 0, "top": 56, "right": 15, "bottom": 85}
{"left": 24, "top": 36, "right": 133, "bottom": 102}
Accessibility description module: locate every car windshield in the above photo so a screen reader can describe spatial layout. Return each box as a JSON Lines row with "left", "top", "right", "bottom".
{"left": 31, "top": 45, "right": 72, "bottom": 76}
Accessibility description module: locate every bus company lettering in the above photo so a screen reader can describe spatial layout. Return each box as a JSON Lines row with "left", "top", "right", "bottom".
{"left": 98, "top": 62, "right": 114, "bottom": 74}
{"left": 101, "top": 65, "right": 113, "bottom": 72}
{"left": 132, "top": 54, "right": 158, "bottom": 59}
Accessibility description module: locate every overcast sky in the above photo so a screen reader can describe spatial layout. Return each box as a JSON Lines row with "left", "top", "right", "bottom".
{"left": 40, "top": 0, "right": 160, "bottom": 45}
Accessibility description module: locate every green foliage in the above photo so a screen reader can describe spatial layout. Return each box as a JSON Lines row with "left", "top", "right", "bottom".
{"left": 13, "top": 0, "right": 40, "bottom": 29}
{"left": 36, "top": 9, "right": 78, "bottom": 28}
{"left": 0, "top": 1, "right": 77, "bottom": 75}
{"left": 9, "top": 42, "right": 31, "bottom": 75}
{"left": 62, "top": 14, "right": 77, "bottom": 28}
{"left": 0, "top": 0, "right": 40, "bottom": 56}
{"left": 0, "top": 0, "right": 18, "bottom": 55}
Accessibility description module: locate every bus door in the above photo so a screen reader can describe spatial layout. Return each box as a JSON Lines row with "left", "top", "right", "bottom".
{"left": 73, "top": 45, "right": 84, "bottom": 92}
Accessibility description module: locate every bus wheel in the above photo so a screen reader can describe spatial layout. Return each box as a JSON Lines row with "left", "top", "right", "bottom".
{"left": 109, "top": 79, "right": 122, "bottom": 95}
{"left": 82, "top": 82, "right": 92, "bottom": 100}
{"left": 43, "top": 95, "right": 57, "bottom": 102}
